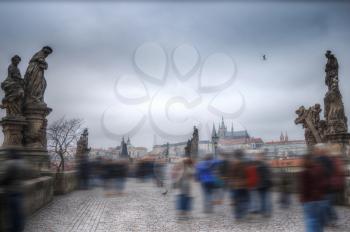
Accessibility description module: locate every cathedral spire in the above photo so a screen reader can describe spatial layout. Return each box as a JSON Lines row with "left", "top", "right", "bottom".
{"left": 280, "top": 132, "right": 284, "bottom": 142}
{"left": 211, "top": 123, "right": 217, "bottom": 138}
{"left": 221, "top": 116, "right": 225, "bottom": 129}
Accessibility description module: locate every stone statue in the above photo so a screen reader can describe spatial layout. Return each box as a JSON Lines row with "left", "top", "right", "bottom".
{"left": 190, "top": 126, "right": 199, "bottom": 159}
{"left": 1, "top": 55, "right": 25, "bottom": 117}
{"left": 76, "top": 128, "right": 90, "bottom": 158}
{"left": 24, "top": 46, "right": 53, "bottom": 105}
{"left": 325, "top": 50, "right": 339, "bottom": 91}
{"left": 323, "top": 51, "right": 348, "bottom": 135}
{"left": 295, "top": 104, "right": 325, "bottom": 146}
{"left": 184, "top": 139, "right": 191, "bottom": 157}
{"left": 295, "top": 50, "right": 349, "bottom": 147}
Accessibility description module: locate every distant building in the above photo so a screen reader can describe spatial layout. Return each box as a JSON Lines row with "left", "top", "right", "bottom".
{"left": 152, "top": 117, "right": 263, "bottom": 157}
{"left": 263, "top": 132, "right": 307, "bottom": 159}
{"left": 116, "top": 137, "right": 148, "bottom": 159}
{"left": 213, "top": 117, "right": 264, "bottom": 152}
{"left": 215, "top": 116, "right": 250, "bottom": 140}
{"left": 89, "top": 147, "right": 118, "bottom": 159}
{"left": 88, "top": 137, "right": 148, "bottom": 160}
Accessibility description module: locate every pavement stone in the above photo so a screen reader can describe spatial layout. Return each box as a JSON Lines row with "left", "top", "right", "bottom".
{"left": 24, "top": 179, "right": 350, "bottom": 232}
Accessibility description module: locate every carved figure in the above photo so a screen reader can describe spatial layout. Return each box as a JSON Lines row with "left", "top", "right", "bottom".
{"left": 24, "top": 46, "right": 53, "bottom": 104}
{"left": 1, "top": 55, "right": 24, "bottom": 116}
{"left": 76, "top": 128, "right": 90, "bottom": 157}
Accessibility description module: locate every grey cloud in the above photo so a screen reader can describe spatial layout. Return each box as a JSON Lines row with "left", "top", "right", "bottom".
{"left": 0, "top": 1, "right": 350, "bottom": 149}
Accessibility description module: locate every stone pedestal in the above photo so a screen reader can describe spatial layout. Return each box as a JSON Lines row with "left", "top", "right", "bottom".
{"left": 0, "top": 116, "right": 27, "bottom": 148}
{"left": 326, "top": 133, "right": 350, "bottom": 159}
{"left": 0, "top": 104, "right": 52, "bottom": 174}
{"left": 23, "top": 103, "right": 52, "bottom": 149}
{"left": 326, "top": 133, "right": 350, "bottom": 145}
{"left": 0, "top": 148, "right": 50, "bottom": 176}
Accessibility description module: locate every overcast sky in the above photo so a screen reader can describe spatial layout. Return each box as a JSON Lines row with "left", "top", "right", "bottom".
{"left": 0, "top": 1, "right": 350, "bottom": 150}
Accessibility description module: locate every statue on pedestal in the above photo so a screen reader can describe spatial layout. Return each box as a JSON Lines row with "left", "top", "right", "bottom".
{"left": 324, "top": 51, "right": 348, "bottom": 135}
{"left": 184, "top": 126, "right": 199, "bottom": 158}
{"left": 0, "top": 55, "right": 27, "bottom": 147}
{"left": 76, "top": 128, "right": 90, "bottom": 158}
{"left": 190, "top": 126, "right": 199, "bottom": 159}
{"left": 1, "top": 55, "right": 24, "bottom": 117}
{"left": 0, "top": 46, "right": 53, "bottom": 172}
{"left": 296, "top": 50, "right": 349, "bottom": 148}
{"left": 184, "top": 139, "right": 191, "bottom": 157}
{"left": 23, "top": 46, "right": 53, "bottom": 149}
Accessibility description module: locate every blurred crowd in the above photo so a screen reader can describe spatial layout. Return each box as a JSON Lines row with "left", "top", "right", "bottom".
{"left": 0, "top": 143, "right": 347, "bottom": 232}
{"left": 170, "top": 143, "right": 347, "bottom": 232}
{"left": 172, "top": 150, "right": 274, "bottom": 220}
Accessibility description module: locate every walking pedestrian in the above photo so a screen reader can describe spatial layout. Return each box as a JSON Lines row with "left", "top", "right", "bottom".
{"left": 173, "top": 158, "right": 194, "bottom": 220}
{"left": 299, "top": 153, "right": 326, "bottom": 232}
{"left": 195, "top": 155, "right": 216, "bottom": 213}
{"left": 256, "top": 152, "right": 273, "bottom": 217}
{"left": 228, "top": 150, "right": 249, "bottom": 220}
{"left": 0, "top": 150, "right": 29, "bottom": 232}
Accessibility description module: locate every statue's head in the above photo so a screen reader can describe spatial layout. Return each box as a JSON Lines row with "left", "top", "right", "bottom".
{"left": 42, "top": 46, "right": 53, "bottom": 57}
{"left": 83, "top": 128, "right": 88, "bottom": 136}
{"left": 325, "top": 50, "right": 332, "bottom": 58}
{"left": 314, "top": 103, "right": 321, "bottom": 111}
{"left": 296, "top": 105, "right": 305, "bottom": 116}
{"left": 11, "top": 55, "right": 21, "bottom": 65}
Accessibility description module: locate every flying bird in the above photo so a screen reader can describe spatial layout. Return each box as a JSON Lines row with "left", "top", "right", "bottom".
{"left": 262, "top": 54, "right": 267, "bottom": 61}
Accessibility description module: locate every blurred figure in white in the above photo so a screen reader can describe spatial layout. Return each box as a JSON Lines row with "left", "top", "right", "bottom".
{"left": 172, "top": 157, "right": 194, "bottom": 220}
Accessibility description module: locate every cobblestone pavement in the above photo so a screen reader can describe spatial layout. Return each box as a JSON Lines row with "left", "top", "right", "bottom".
{"left": 25, "top": 179, "right": 350, "bottom": 232}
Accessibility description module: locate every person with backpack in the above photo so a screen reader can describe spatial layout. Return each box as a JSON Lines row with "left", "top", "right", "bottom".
{"left": 228, "top": 150, "right": 249, "bottom": 220}
{"left": 317, "top": 144, "right": 346, "bottom": 227}
{"left": 256, "top": 152, "right": 273, "bottom": 217}
{"left": 299, "top": 153, "right": 327, "bottom": 232}
{"left": 195, "top": 154, "right": 216, "bottom": 213}
{"left": 213, "top": 152, "right": 231, "bottom": 205}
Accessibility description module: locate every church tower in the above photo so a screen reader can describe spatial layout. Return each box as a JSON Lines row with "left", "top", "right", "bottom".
{"left": 218, "top": 116, "right": 227, "bottom": 138}
{"left": 280, "top": 132, "right": 285, "bottom": 142}
{"left": 211, "top": 123, "right": 217, "bottom": 138}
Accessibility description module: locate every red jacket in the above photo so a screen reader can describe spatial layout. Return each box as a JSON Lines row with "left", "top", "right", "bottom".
{"left": 246, "top": 164, "right": 259, "bottom": 189}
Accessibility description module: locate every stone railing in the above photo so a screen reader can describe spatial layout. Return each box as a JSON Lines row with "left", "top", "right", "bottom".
{"left": 23, "top": 176, "right": 54, "bottom": 215}
{"left": 46, "top": 170, "right": 78, "bottom": 195}
{"left": 0, "top": 170, "right": 78, "bottom": 230}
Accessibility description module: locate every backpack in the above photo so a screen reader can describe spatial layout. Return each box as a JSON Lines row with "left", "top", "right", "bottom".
{"left": 329, "top": 157, "right": 345, "bottom": 192}
{"left": 257, "top": 163, "right": 272, "bottom": 189}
